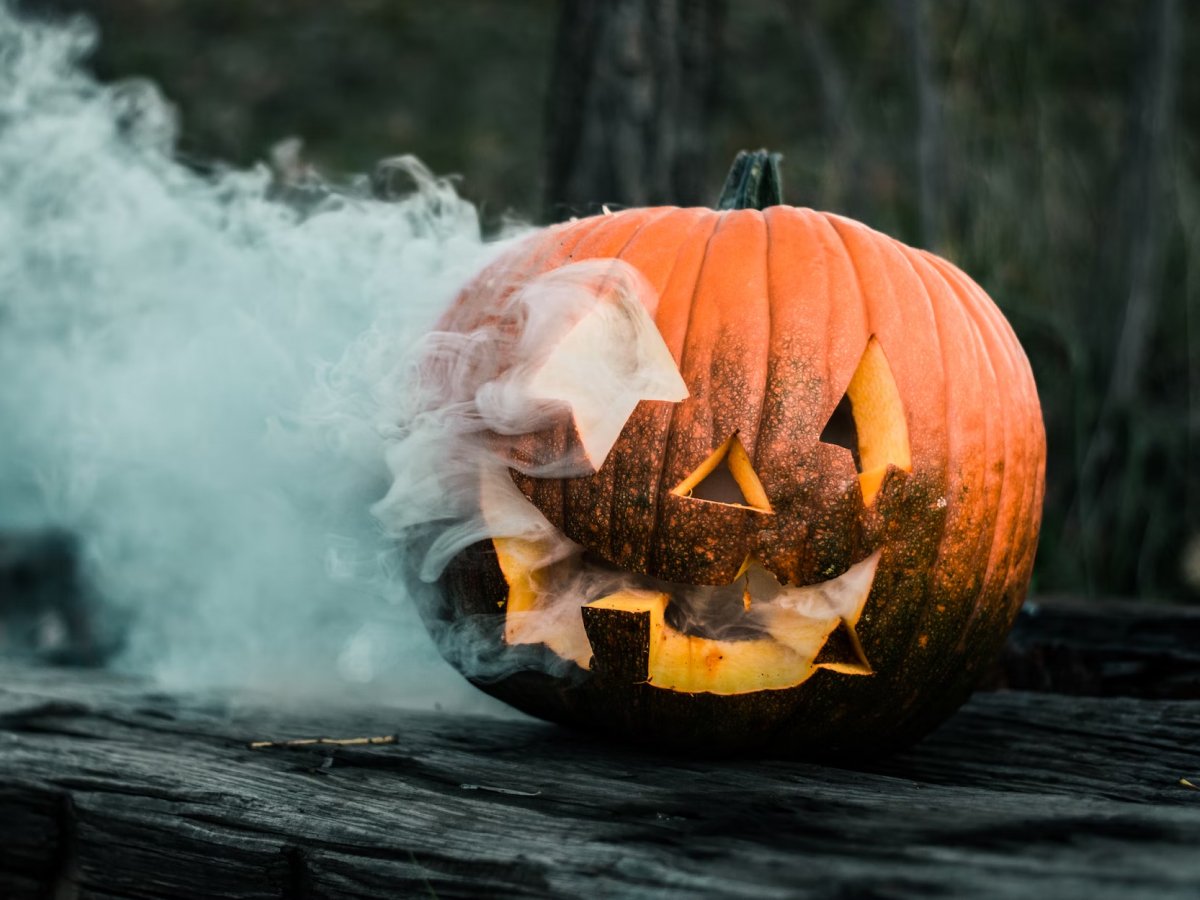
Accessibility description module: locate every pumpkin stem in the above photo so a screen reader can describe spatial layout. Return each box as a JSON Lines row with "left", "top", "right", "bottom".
{"left": 717, "top": 149, "right": 783, "bottom": 210}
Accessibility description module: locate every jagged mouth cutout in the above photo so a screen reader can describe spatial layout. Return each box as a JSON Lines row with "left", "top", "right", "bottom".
{"left": 492, "top": 332, "right": 911, "bottom": 696}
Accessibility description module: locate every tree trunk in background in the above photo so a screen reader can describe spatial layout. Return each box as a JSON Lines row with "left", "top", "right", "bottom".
{"left": 1105, "top": 0, "right": 1180, "bottom": 409}
{"left": 543, "top": 0, "right": 724, "bottom": 222}
{"left": 793, "top": 4, "right": 865, "bottom": 217}
{"left": 894, "top": 0, "right": 945, "bottom": 251}
{"left": 1077, "top": 0, "right": 1181, "bottom": 594}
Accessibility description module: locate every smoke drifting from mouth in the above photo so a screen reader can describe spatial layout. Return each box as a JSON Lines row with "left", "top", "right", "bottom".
{"left": 0, "top": 5, "right": 516, "bottom": 707}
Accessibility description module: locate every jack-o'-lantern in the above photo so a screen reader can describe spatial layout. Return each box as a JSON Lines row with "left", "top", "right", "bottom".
{"left": 415, "top": 152, "right": 1045, "bottom": 758}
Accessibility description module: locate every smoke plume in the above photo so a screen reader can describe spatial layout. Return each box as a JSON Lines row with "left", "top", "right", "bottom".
{"left": 0, "top": 1, "right": 702, "bottom": 707}
{"left": 0, "top": 4, "right": 517, "bottom": 708}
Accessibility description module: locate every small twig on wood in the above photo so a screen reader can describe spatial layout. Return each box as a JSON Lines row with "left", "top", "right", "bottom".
{"left": 248, "top": 735, "right": 397, "bottom": 750}
{"left": 460, "top": 783, "right": 542, "bottom": 797}
{"left": 1180, "top": 778, "right": 1199, "bottom": 791}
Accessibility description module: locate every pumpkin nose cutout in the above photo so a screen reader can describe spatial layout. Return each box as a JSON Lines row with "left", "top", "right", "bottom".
{"left": 819, "top": 336, "right": 912, "bottom": 505}
{"left": 671, "top": 432, "right": 773, "bottom": 513}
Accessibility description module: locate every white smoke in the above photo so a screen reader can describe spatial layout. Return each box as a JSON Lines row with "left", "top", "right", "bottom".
{"left": 0, "top": 4, "right": 517, "bottom": 708}
{"left": 376, "top": 259, "right": 688, "bottom": 582}
{"left": 369, "top": 256, "right": 690, "bottom": 679}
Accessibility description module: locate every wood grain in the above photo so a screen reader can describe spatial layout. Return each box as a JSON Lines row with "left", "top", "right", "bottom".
{"left": 1, "top": 660, "right": 1197, "bottom": 899}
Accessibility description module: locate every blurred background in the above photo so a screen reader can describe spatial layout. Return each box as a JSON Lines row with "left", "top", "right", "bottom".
{"left": 7, "top": 0, "right": 1199, "bottom": 616}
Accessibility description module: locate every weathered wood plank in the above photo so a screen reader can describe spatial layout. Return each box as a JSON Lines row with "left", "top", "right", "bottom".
{"left": 996, "top": 595, "right": 1200, "bottom": 697}
{"left": 1, "top": 663, "right": 1197, "bottom": 899}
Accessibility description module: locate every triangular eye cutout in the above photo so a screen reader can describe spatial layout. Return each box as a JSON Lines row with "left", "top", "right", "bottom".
{"left": 672, "top": 432, "right": 773, "bottom": 512}
{"left": 820, "top": 337, "right": 912, "bottom": 506}
{"left": 818, "top": 393, "right": 860, "bottom": 469}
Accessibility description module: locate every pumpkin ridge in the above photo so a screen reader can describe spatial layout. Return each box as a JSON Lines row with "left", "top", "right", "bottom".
{"left": 652, "top": 210, "right": 773, "bottom": 584}
{"left": 824, "top": 216, "right": 958, "bottom": 696}
{"left": 917, "top": 253, "right": 1002, "bottom": 639}
{"left": 940, "top": 268, "right": 1009, "bottom": 657}
{"left": 748, "top": 206, "right": 774, "bottom": 494}
{"left": 542, "top": 210, "right": 658, "bottom": 534}
{"left": 437, "top": 217, "right": 594, "bottom": 334}
{"left": 755, "top": 207, "right": 863, "bottom": 585}
{"left": 812, "top": 212, "right": 867, "bottom": 424}
{"left": 566, "top": 207, "right": 681, "bottom": 556}
{"left": 817, "top": 214, "right": 912, "bottom": 663}
{"left": 555, "top": 208, "right": 674, "bottom": 546}
{"left": 647, "top": 212, "right": 727, "bottom": 576}
{"left": 512, "top": 223, "right": 600, "bottom": 518}
{"left": 604, "top": 208, "right": 715, "bottom": 566}
{"left": 707, "top": 210, "right": 772, "bottom": 469}
{"left": 822, "top": 214, "right": 879, "bottom": 337}
{"left": 932, "top": 255, "right": 1044, "bottom": 605}
{"left": 612, "top": 209, "right": 724, "bottom": 573}
{"left": 793, "top": 208, "right": 855, "bottom": 449}
{"left": 936, "top": 257, "right": 1038, "bottom": 649}
{"left": 938, "top": 258, "right": 1034, "bottom": 583}
{"left": 974, "top": 287, "right": 1035, "bottom": 622}
{"left": 886, "top": 244, "right": 979, "bottom": 709}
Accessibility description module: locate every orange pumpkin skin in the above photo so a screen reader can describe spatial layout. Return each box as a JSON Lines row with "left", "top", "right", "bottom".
{"left": 430, "top": 204, "right": 1046, "bottom": 758}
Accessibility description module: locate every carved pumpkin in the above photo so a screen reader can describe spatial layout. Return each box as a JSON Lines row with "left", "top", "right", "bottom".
{"left": 421, "top": 152, "right": 1045, "bottom": 758}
